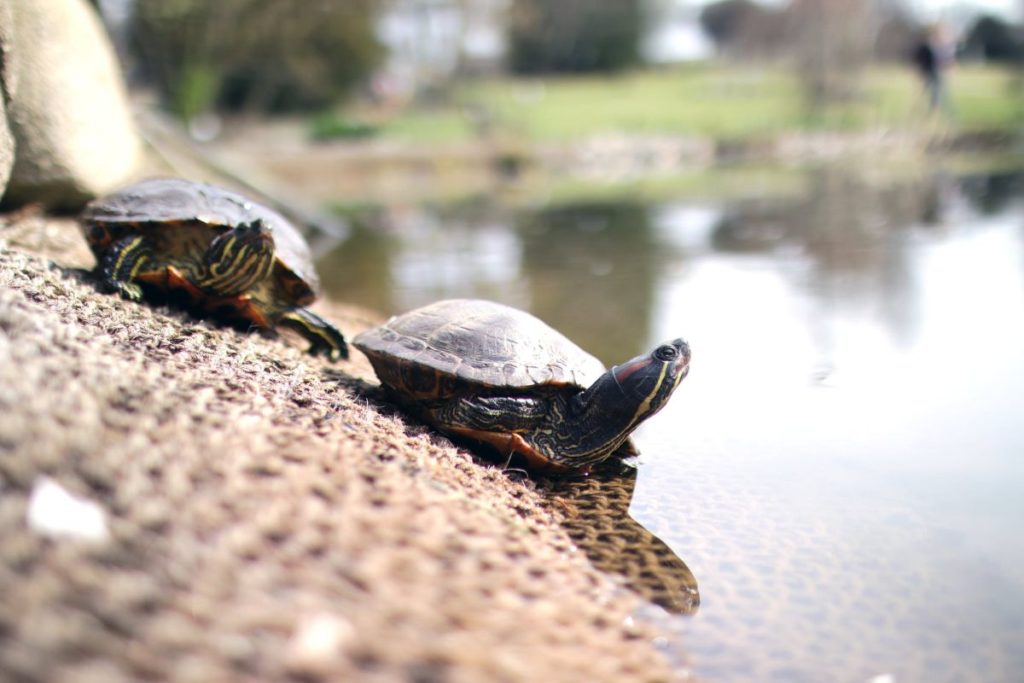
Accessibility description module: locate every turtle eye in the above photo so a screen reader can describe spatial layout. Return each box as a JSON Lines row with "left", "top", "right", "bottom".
{"left": 654, "top": 344, "right": 678, "bottom": 362}
{"left": 89, "top": 225, "right": 109, "bottom": 243}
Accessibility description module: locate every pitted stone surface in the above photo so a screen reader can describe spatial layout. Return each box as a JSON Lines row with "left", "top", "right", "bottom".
{"left": 0, "top": 216, "right": 682, "bottom": 683}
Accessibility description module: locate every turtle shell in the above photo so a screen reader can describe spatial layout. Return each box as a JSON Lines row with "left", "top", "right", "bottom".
{"left": 353, "top": 299, "right": 607, "bottom": 399}
{"left": 81, "top": 177, "right": 319, "bottom": 304}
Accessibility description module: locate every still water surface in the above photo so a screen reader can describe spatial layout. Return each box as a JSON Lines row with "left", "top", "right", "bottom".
{"left": 318, "top": 166, "right": 1024, "bottom": 682}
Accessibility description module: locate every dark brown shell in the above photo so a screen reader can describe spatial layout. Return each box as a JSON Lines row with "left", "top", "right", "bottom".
{"left": 352, "top": 299, "right": 606, "bottom": 398}
{"left": 81, "top": 177, "right": 320, "bottom": 300}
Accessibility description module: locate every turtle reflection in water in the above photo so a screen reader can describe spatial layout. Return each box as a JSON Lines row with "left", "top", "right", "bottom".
{"left": 352, "top": 299, "right": 690, "bottom": 474}
{"left": 80, "top": 177, "right": 348, "bottom": 361}
{"left": 540, "top": 458, "right": 700, "bottom": 615}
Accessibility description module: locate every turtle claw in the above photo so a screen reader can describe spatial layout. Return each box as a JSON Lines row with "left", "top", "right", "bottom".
{"left": 96, "top": 234, "right": 151, "bottom": 302}
{"left": 277, "top": 307, "right": 349, "bottom": 362}
{"left": 114, "top": 281, "right": 144, "bottom": 301}
{"left": 309, "top": 337, "right": 348, "bottom": 363}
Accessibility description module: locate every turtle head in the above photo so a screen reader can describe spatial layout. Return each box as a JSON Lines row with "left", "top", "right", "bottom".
{"left": 562, "top": 339, "right": 690, "bottom": 469}
{"left": 609, "top": 338, "right": 691, "bottom": 426}
{"left": 196, "top": 219, "right": 276, "bottom": 296}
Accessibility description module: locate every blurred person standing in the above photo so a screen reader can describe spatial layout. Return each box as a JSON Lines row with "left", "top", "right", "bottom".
{"left": 912, "top": 22, "right": 956, "bottom": 115}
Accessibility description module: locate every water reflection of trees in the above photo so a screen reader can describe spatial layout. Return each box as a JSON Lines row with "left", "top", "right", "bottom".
{"left": 317, "top": 199, "right": 667, "bottom": 365}
{"left": 517, "top": 202, "right": 663, "bottom": 364}
{"left": 959, "top": 170, "right": 1024, "bottom": 215}
{"left": 709, "top": 167, "right": 959, "bottom": 349}
{"left": 317, "top": 199, "right": 527, "bottom": 316}
{"left": 317, "top": 168, "right": 1021, "bottom": 362}
{"left": 316, "top": 213, "right": 398, "bottom": 316}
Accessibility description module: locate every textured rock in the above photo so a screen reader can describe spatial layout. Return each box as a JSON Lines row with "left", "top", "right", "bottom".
{"left": 0, "top": 93, "right": 13, "bottom": 202}
{"left": 1, "top": 0, "right": 140, "bottom": 209}
{"left": 0, "top": 215, "right": 686, "bottom": 683}
{"left": 0, "top": 0, "right": 14, "bottom": 198}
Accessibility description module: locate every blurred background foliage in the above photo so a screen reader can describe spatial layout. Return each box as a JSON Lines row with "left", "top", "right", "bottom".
{"left": 507, "top": 0, "right": 643, "bottom": 74}
{"left": 130, "top": 0, "right": 384, "bottom": 120}
{"left": 97, "top": 0, "right": 1023, "bottom": 137}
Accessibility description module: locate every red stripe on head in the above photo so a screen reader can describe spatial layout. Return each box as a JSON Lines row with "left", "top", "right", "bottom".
{"left": 612, "top": 356, "right": 651, "bottom": 383}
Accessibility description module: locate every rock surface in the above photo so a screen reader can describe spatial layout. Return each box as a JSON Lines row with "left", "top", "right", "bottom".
{"left": 0, "top": 0, "right": 140, "bottom": 209}
{"left": 0, "top": 0, "right": 14, "bottom": 198}
{"left": 0, "top": 89, "right": 12, "bottom": 202}
{"left": 0, "top": 214, "right": 684, "bottom": 682}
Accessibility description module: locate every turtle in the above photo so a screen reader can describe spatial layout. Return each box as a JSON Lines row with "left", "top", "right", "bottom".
{"left": 80, "top": 177, "right": 348, "bottom": 361}
{"left": 352, "top": 299, "right": 690, "bottom": 473}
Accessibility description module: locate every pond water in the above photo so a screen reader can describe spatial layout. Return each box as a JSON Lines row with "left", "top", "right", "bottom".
{"left": 317, "top": 164, "right": 1024, "bottom": 682}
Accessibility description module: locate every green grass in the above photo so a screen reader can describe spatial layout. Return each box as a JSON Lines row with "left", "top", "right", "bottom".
{"left": 369, "top": 63, "right": 1023, "bottom": 145}
{"left": 377, "top": 109, "right": 477, "bottom": 144}
{"left": 308, "top": 113, "right": 378, "bottom": 141}
{"left": 472, "top": 66, "right": 801, "bottom": 140}
{"left": 948, "top": 65, "right": 1024, "bottom": 129}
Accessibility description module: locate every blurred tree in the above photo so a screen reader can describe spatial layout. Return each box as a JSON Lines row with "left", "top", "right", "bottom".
{"left": 963, "top": 15, "right": 1024, "bottom": 62}
{"left": 699, "top": 0, "right": 755, "bottom": 47}
{"left": 699, "top": 0, "right": 783, "bottom": 57}
{"left": 507, "top": 0, "right": 644, "bottom": 74}
{"left": 1019, "top": 1, "right": 1024, "bottom": 122}
{"left": 871, "top": 4, "right": 920, "bottom": 62}
{"left": 784, "top": 0, "right": 877, "bottom": 111}
{"left": 132, "top": 0, "right": 384, "bottom": 122}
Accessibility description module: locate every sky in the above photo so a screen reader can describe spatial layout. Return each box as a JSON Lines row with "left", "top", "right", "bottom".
{"left": 732, "top": 0, "right": 1022, "bottom": 21}
{"left": 901, "top": 0, "right": 1020, "bottom": 20}
{"left": 679, "top": 0, "right": 1024, "bottom": 21}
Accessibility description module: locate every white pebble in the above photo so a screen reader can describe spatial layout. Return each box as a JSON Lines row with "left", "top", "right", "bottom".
{"left": 285, "top": 612, "right": 355, "bottom": 673}
{"left": 26, "top": 477, "right": 110, "bottom": 542}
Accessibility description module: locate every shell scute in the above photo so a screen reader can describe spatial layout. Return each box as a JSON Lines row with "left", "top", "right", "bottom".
{"left": 353, "top": 299, "right": 606, "bottom": 399}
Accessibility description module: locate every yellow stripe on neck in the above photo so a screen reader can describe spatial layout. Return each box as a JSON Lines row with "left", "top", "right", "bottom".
{"left": 629, "top": 362, "right": 669, "bottom": 427}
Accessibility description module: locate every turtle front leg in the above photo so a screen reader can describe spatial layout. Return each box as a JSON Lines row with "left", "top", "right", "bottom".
{"left": 277, "top": 307, "right": 349, "bottom": 361}
{"left": 194, "top": 220, "right": 276, "bottom": 297}
{"left": 100, "top": 234, "right": 153, "bottom": 301}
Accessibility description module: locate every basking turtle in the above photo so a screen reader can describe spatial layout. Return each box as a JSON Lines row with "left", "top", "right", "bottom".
{"left": 353, "top": 299, "right": 690, "bottom": 473}
{"left": 80, "top": 177, "right": 347, "bottom": 360}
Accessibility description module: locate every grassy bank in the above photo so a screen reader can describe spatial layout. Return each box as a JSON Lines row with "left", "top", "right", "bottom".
{"left": 362, "top": 63, "right": 1022, "bottom": 145}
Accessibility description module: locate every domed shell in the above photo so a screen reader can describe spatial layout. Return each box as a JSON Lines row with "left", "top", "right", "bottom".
{"left": 353, "top": 299, "right": 607, "bottom": 396}
{"left": 81, "top": 177, "right": 320, "bottom": 299}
